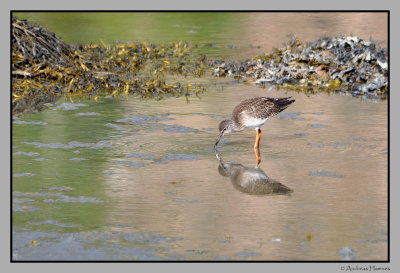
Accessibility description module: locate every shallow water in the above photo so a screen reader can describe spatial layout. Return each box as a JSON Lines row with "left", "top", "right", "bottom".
{"left": 12, "top": 83, "right": 388, "bottom": 260}
{"left": 12, "top": 12, "right": 388, "bottom": 261}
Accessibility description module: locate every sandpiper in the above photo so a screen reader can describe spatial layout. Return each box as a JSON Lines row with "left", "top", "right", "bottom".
{"left": 214, "top": 97, "right": 295, "bottom": 149}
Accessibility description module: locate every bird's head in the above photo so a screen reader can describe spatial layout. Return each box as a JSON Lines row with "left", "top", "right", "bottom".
{"left": 218, "top": 119, "right": 235, "bottom": 134}
{"left": 214, "top": 119, "right": 235, "bottom": 149}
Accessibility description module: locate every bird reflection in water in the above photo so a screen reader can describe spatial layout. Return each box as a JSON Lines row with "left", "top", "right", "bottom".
{"left": 215, "top": 148, "right": 293, "bottom": 195}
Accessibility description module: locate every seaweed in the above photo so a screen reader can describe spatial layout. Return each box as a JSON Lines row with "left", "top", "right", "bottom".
{"left": 12, "top": 17, "right": 206, "bottom": 116}
{"left": 12, "top": 18, "right": 388, "bottom": 116}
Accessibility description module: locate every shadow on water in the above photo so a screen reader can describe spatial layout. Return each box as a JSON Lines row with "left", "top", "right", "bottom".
{"left": 215, "top": 148, "right": 293, "bottom": 196}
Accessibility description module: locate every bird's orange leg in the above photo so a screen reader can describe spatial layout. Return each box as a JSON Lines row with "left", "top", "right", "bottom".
{"left": 254, "top": 129, "right": 262, "bottom": 149}
{"left": 254, "top": 147, "right": 261, "bottom": 167}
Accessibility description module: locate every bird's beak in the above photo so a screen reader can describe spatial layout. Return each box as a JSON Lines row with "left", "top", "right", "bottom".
{"left": 214, "top": 129, "right": 225, "bottom": 150}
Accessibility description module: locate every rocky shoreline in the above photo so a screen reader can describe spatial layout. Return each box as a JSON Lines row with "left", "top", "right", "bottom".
{"left": 12, "top": 18, "right": 388, "bottom": 116}
{"left": 212, "top": 35, "right": 388, "bottom": 99}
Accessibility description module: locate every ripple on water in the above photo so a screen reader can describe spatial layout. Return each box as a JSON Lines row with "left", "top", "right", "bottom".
{"left": 43, "top": 195, "right": 103, "bottom": 204}
{"left": 13, "top": 204, "right": 39, "bottom": 212}
{"left": 126, "top": 153, "right": 155, "bottom": 160}
{"left": 309, "top": 123, "right": 328, "bottom": 128}
{"left": 48, "top": 186, "right": 74, "bottom": 191}
{"left": 359, "top": 238, "right": 388, "bottom": 244}
{"left": 12, "top": 229, "right": 182, "bottom": 260}
{"left": 13, "top": 173, "right": 36, "bottom": 177}
{"left": 13, "top": 120, "right": 47, "bottom": 125}
{"left": 117, "top": 114, "right": 173, "bottom": 126}
{"left": 112, "top": 160, "right": 146, "bottom": 168}
{"left": 155, "top": 153, "right": 202, "bottom": 164}
{"left": 14, "top": 191, "right": 63, "bottom": 198}
{"left": 349, "top": 136, "right": 363, "bottom": 141}
{"left": 215, "top": 256, "right": 232, "bottom": 260}
{"left": 235, "top": 252, "right": 261, "bottom": 258}
{"left": 307, "top": 143, "right": 323, "bottom": 147}
{"left": 310, "top": 170, "right": 344, "bottom": 178}
{"left": 76, "top": 112, "right": 99, "bottom": 116}
{"left": 12, "top": 198, "right": 38, "bottom": 212}
{"left": 32, "top": 158, "right": 49, "bottom": 161}
{"left": 337, "top": 246, "right": 357, "bottom": 260}
{"left": 120, "top": 232, "right": 182, "bottom": 244}
{"left": 69, "top": 158, "right": 87, "bottom": 161}
{"left": 104, "top": 123, "right": 126, "bottom": 131}
{"left": 22, "top": 140, "right": 111, "bottom": 149}
{"left": 376, "top": 229, "right": 388, "bottom": 235}
{"left": 163, "top": 125, "right": 198, "bottom": 133}
{"left": 13, "top": 151, "right": 40, "bottom": 157}
{"left": 53, "top": 103, "right": 87, "bottom": 111}
{"left": 13, "top": 191, "right": 103, "bottom": 204}
{"left": 191, "top": 113, "right": 222, "bottom": 119}
{"left": 308, "top": 142, "right": 350, "bottom": 147}
{"left": 328, "top": 142, "right": 350, "bottom": 146}
{"left": 173, "top": 199, "right": 198, "bottom": 203}
{"left": 13, "top": 198, "right": 34, "bottom": 204}
{"left": 27, "top": 220, "right": 77, "bottom": 228}
{"left": 277, "top": 112, "right": 305, "bottom": 120}
{"left": 114, "top": 114, "right": 199, "bottom": 134}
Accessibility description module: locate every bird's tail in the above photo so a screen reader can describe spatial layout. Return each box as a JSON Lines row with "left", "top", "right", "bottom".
{"left": 275, "top": 97, "right": 295, "bottom": 112}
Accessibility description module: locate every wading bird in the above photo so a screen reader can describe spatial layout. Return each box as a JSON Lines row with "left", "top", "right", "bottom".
{"left": 214, "top": 97, "right": 295, "bottom": 150}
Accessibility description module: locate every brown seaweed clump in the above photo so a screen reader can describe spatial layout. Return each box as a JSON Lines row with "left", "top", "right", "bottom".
{"left": 12, "top": 17, "right": 206, "bottom": 116}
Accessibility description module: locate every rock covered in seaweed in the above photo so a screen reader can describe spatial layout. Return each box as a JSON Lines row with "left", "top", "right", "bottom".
{"left": 12, "top": 17, "right": 206, "bottom": 116}
{"left": 212, "top": 35, "right": 388, "bottom": 99}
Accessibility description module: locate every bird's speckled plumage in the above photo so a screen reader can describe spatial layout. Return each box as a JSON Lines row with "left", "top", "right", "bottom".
{"left": 214, "top": 96, "right": 295, "bottom": 149}
{"left": 231, "top": 97, "right": 295, "bottom": 130}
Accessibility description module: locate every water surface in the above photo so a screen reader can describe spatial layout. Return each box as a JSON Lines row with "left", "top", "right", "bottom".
{"left": 12, "top": 83, "right": 388, "bottom": 260}
{"left": 12, "top": 12, "right": 388, "bottom": 261}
